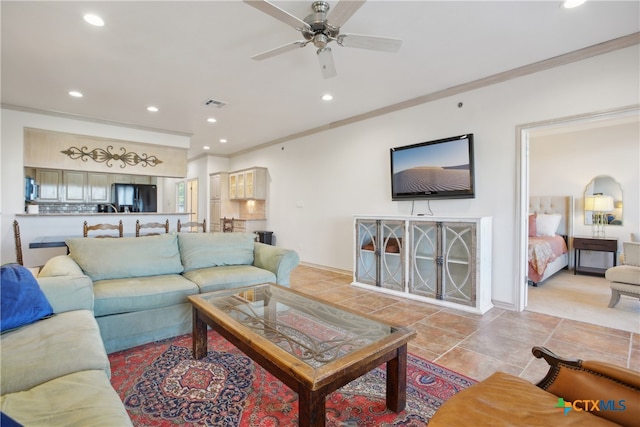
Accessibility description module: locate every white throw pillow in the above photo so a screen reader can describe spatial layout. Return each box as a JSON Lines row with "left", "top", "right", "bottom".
{"left": 536, "top": 213, "right": 562, "bottom": 237}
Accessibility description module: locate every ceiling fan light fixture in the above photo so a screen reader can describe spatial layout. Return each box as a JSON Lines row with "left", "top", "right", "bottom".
{"left": 313, "top": 33, "right": 329, "bottom": 49}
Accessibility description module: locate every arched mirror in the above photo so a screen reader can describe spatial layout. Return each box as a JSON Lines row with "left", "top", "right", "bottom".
{"left": 584, "top": 175, "right": 622, "bottom": 225}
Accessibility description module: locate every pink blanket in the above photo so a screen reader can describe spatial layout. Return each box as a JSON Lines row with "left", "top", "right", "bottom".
{"left": 528, "top": 235, "right": 567, "bottom": 283}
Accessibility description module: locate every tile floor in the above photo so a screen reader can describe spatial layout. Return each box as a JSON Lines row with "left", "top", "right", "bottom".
{"left": 290, "top": 265, "right": 639, "bottom": 382}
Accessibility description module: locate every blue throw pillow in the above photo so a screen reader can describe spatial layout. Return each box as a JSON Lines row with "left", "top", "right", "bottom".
{"left": 1, "top": 412, "right": 23, "bottom": 426}
{"left": 1, "top": 264, "right": 53, "bottom": 333}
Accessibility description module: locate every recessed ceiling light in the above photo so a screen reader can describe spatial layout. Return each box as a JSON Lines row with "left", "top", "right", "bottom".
{"left": 207, "top": 117, "right": 217, "bottom": 123}
{"left": 203, "top": 146, "right": 210, "bottom": 150}
{"left": 562, "top": 0, "right": 586, "bottom": 8}
{"left": 322, "top": 94, "right": 333, "bottom": 101}
{"left": 83, "top": 13, "right": 104, "bottom": 27}
{"left": 147, "top": 106, "right": 159, "bottom": 112}
{"left": 219, "top": 139, "right": 228, "bottom": 144}
{"left": 68, "top": 90, "right": 83, "bottom": 98}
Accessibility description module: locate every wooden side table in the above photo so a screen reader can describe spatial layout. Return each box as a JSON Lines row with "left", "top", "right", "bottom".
{"left": 573, "top": 236, "right": 618, "bottom": 277}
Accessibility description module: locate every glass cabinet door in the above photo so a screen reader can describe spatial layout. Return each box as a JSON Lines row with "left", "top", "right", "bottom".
{"left": 355, "top": 219, "right": 378, "bottom": 286}
{"left": 379, "top": 220, "right": 404, "bottom": 291}
{"left": 441, "top": 222, "right": 476, "bottom": 307}
{"left": 409, "top": 221, "right": 438, "bottom": 298}
{"left": 355, "top": 219, "right": 404, "bottom": 291}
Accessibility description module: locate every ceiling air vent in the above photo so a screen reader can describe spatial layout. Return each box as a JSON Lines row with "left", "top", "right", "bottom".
{"left": 204, "top": 99, "right": 226, "bottom": 108}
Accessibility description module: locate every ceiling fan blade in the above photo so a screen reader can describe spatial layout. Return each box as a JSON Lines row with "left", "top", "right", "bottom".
{"left": 317, "top": 48, "right": 337, "bottom": 79}
{"left": 337, "top": 33, "right": 402, "bottom": 53}
{"left": 327, "top": 0, "right": 367, "bottom": 29}
{"left": 243, "top": 0, "right": 311, "bottom": 32}
{"left": 251, "top": 41, "right": 307, "bottom": 61}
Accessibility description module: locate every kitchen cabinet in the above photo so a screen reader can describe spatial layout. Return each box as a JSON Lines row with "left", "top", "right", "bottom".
{"left": 209, "top": 172, "right": 237, "bottom": 231}
{"left": 210, "top": 173, "right": 221, "bottom": 200}
{"left": 88, "top": 173, "right": 110, "bottom": 203}
{"left": 354, "top": 215, "right": 493, "bottom": 314}
{"left": 229, "top": 167, "right": 267, "bottom": 200}
{"left": 35, "top": 169, "right": 61, "bottom": 201}
{"left": 62, "top": 171, "right": 86, "bottom": 202}
{"left": 110, "top": 174, "right": 151, "bottom": 185}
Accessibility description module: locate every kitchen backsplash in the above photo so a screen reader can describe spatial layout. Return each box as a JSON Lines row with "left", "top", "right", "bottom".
{"left": 27, "top": 203, "right": 98, "bottom": 214}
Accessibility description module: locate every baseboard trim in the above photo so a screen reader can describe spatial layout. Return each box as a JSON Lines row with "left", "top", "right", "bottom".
{"left": 299, "top": 261, "right": 352, "bottom": 277}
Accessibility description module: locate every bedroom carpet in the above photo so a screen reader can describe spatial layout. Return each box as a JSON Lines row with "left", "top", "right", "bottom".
{"left": 527, "top": 270, "right": 640, "bottom": 334}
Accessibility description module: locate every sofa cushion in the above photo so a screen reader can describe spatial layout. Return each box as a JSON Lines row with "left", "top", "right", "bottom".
{"left": 0, "top": 310, "right": 109, "bottom": 395}
{"left": 182, "top": 265, "right": 276, "bottom": 293}
{"left": 178, "top": 232, "right": 255, "bottom": 271}
{"left": 0, "top": 264, "right": 53, "bottom": 332}
{"left": 93, "top": 274, "right": 199, "bottom": 317}
{"left": 66, "top": 233, "right": 183, "bottom": 281}
{"left": 0, "top": 370, "right": 133, "bottom": 427}
{"left": 605, "top": 265, "right": 640, "bottom": 286}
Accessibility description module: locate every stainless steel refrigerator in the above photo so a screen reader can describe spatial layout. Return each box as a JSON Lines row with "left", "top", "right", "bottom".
{"left": 112, "top": 184, "right": 157, "bottom": 212}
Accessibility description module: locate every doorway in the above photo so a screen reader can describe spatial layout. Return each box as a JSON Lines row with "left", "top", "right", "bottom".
{"left": 515, "top": 105, "right": 639, "bottom": 312}
{"left": 187, "top": 178, "right": 199, "bottom": 223}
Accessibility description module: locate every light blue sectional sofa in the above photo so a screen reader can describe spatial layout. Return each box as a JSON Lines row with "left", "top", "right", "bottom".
{"left": 60, "top": 231, "right": 300, "bottom": 353}
{"left": 1, "top": 263, "right": 133, "bottom": 426}
{"left": 1, "top": 232, "right": 299, "bottom": 426}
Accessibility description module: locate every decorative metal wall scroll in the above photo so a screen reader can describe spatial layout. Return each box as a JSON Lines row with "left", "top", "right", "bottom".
{"left": 61, "top": 145, "right": 163, "bottom": 168}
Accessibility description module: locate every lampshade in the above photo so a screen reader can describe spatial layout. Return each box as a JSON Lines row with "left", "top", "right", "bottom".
{"left": 585, "top": 195, "right": 614, "bottom": 212}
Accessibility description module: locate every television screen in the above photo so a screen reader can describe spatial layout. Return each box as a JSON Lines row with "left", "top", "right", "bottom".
{"left": 390, "top": 133, "right": 475, "bottom": 201}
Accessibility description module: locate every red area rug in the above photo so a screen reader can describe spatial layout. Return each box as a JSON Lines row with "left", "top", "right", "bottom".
{"left": 109, "top": 330, "right": 476, "bottom": 426}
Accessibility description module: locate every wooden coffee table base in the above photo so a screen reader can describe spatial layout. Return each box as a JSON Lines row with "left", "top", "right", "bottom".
{"left": 192, "top": 306, "right": 408, "bottom": 427}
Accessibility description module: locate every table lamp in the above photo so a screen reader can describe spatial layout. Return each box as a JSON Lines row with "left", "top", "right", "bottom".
{"left": 585, "top": 194, "right": 614, "bottom": 238}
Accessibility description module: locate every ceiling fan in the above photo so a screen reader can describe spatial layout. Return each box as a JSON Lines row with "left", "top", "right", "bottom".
{"left": 244, "top": 0, "right": 402, "bottom": 79}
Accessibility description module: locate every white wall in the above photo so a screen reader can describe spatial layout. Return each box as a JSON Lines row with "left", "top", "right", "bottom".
{"left": 530, "top": 121, "right": 639, "bottom": 266}
{"left": 227, "top": 46, "right": 639, "bottom": 308}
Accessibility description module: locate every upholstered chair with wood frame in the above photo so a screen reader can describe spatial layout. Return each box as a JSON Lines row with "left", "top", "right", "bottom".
{"left": 83, "top": 220, "right": 124, "bottom": 238}
{"left": 177, "top": 219, "right": 206, "bottom": 233}
{"left": 135, "top": 219, "right": 169, "bottom": 237}
{"left": 605, "top": 241, "right": 640, "bottom": 308}
{"left": 431, "top": 346, "right": 640, "bottom": 427}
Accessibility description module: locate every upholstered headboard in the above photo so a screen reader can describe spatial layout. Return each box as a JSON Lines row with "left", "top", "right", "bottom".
{"left": 529, "top": 196, "right": 573, "bottom": 237}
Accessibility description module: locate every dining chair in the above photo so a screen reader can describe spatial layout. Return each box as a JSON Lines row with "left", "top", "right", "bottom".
{"left": 136, "top": 219, "right": 169, "bottom": 237}
{"left": 83, "top": 220, "right": 124, "bottom": 238}
{"left": 13, "top": 220, "right": 41, "bottom": 276}
{"left": 222, "top": 217, "right": 234, "bottom": 233}
{"left": 13, "top": 220, "right": 25, "bottom": 266}
{"left": 177, "top": 219, "right": 206, "bottom": 233}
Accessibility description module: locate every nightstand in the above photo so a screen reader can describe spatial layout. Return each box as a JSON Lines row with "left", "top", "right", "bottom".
{"left": 573, "top": 236, "right": 618, "bottom": 277}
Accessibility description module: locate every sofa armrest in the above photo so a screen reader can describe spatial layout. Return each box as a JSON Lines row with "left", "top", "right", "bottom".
{"left": 36, "top": 275, "right": 94, "bottom": 313}
{"left": 36, "top": 255, "right": 94, "bottom": 313}
{"left": 533, "top": 346, "right": 640, "bottom": 427}
{"left": 253, "top": 242, "right": 300, "bottom": 286}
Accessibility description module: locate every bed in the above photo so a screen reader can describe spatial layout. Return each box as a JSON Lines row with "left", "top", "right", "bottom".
{"left": 528, "top": 196, "right": 573, "bottom": 286}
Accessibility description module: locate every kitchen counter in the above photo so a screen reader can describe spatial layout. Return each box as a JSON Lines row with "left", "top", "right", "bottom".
{"left": 16, "top": 212, "right": 190, "bottom": 216}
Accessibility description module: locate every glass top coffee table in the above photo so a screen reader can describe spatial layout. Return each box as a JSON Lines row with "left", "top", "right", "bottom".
{"left": 188, "top": 283, "right": 416, "bottom": 427}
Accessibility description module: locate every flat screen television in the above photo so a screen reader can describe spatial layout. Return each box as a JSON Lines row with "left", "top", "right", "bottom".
{"left": 390, "top": 133, "right": 475, "bottom": 201}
